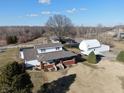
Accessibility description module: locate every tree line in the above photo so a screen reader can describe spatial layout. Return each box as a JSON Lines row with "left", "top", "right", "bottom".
{"left": 0, "top": 26, "right": 46, "bottom": 45}
{"left": 0, "top": 15, "right": 113, "bottom": 46}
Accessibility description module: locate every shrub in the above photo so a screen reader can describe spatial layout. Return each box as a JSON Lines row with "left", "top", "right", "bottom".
{"left": 116, "top": 51, "right": 124, "bottom": 62}
{"left": 0, "top": 62, "right": 33, "bottom": 93}
{"left": 6, "top": 36, "right": 18, "bottom": 44}
{"left": 87, "top": 51, "right": 97, "bottom": 64}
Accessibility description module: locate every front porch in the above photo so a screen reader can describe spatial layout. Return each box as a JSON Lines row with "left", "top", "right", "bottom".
{"left": 41, "top": 58, "right": 76, "bottom": 71}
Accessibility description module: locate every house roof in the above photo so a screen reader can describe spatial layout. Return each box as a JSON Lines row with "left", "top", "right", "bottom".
{"left": 23, "top": 47, "right": 37, "bottom": 61}
{"left": 35, "top": 43, "right": 63, "bottom": 49}
{"left": 37, "top": 51, "right": 77, "bottom": 62}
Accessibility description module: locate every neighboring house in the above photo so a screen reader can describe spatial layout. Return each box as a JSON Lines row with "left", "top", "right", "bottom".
{"left": 112, "top": 26, "right": 124, "bottom": 40}
{"left": 75, "top": 38, "right": 84, "bottom": 43}
{"left": 20, "top": 43, "right": 77, "bottom": 71}
{"left": 117, "top": 32, "right": 124, "bottom": 40}
{"left": 50, "top": 36, "right": 60, "bottom": 43}
{"left": 79, "top": 39, "right": 110, "bottom": 55}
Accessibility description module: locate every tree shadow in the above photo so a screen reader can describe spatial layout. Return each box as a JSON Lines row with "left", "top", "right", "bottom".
{"left": 37, "top": 74, "right": 76, "bottom": 93}
{"left": 75, "top": 54, "right": 86, "bottom": 63}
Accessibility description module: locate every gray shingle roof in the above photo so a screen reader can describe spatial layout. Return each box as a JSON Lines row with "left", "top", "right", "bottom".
{"left": 23, "top": 48, "right": 37, "bottom": 61}
{"left": 37, "top": 51, "right": 77, "bottom": 62}
{"left": 22, "top": 43, "right": 76, "bottom": 62}
{"left": 35, "top": 43, "right": 63, "bottom": 49}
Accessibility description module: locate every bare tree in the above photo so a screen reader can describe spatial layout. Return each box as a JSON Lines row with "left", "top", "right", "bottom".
{"left": 46, "top": 14, "right": 74, "bottom": 38}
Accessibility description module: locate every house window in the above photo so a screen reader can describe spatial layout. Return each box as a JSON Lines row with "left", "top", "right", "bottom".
{"left": 41, "top": 49, "right": 46, "bottom": 52}
{"left": 56, "top": 47, "right": 60, "bottom": 50}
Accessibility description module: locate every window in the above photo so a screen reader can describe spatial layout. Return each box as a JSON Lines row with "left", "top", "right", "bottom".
{"left": 41, "top": 49, "right": 46, "bottom": 52}
{"left": 56, "top": 47, "right": 60, "bottom": 50}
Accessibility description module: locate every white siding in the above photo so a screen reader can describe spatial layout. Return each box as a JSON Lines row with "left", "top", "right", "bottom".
{"left": 81, "top": 44, "right": 110, "bottom": 55}
{"left": 37, "top": 47, "right": 62, "bottom": 54}
{"left": 95, "top": 45, "right": 110, "bottom": 52}
{"left": 20, "top": 51, "right": 24, "bottom": 59}
{"left": 79, "top": 39, "right": 101, "bottom": 50}
{"left": 25, "top": 60, "right": 40, "bottom": 67}
{"left": 79, "top": 39, "right": 110, "bottom": 55}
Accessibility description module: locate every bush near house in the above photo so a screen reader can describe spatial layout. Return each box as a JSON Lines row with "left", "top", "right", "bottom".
{"left": 87, "top": 51, "right": 97, "bottom": 64}
{"left": 116, "top": 51, "right": 124, "bottom": 62}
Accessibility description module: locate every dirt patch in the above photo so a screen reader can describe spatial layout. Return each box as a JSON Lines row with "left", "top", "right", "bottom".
{"left": 118, "top": 76, "right": 124, "bottom": 90}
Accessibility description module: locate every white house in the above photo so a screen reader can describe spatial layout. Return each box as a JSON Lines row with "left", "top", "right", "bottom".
{"left": 20, "top": 43, "right": 77, "bottom": 70}
{"left": 79, "top": 39, "right": 110, "bottom": 55}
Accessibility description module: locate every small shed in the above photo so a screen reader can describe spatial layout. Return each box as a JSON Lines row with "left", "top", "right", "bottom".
{"left": 79, "top": 39, "right": 110, "bottom": 55}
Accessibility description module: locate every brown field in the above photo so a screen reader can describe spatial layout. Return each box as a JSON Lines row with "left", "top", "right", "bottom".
{"left": 0, "top": 48, "right": 21, "bottom": 67}
{"left": 43, "top": 61, "right": 124, "bottom": 93}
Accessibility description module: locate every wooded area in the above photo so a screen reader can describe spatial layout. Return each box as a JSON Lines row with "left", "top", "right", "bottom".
{"left": 0, "top": 26, "right": 112, "bottom": 45}
{"left": 0, "top": 15, "right": 113, "bottom": 46}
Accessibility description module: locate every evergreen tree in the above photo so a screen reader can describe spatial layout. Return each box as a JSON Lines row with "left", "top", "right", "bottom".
{"left": 0, "top": 62, "right": 33, "bottom": 93}
{"left": 87, "top": 51, "right": 97, "bottom": 64}
{"left": 116, "top": 51, "right": 124, "bottom": 62}
{"left": 6, "top": 36, "right": 18, "bottom": 44}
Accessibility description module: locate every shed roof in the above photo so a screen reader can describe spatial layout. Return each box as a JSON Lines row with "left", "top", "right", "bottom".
{"left": 35, "top": 43, "right": 63, "bottom": 49}
{"left": 80, "top": 39, "right": 101, "bottom": 49}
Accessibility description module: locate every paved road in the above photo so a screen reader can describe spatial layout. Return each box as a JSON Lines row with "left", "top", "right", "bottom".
{"left": 0, "top": 44, "right": 35, "bottom": 50}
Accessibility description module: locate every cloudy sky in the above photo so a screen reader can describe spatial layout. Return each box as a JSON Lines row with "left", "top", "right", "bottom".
{"left": 0, "top": 0, "right": 124, "bottom": 26}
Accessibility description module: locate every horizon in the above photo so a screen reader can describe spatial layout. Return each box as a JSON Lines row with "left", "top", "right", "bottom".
{"left": 0, "top": 0, "right": 124, "bottom": 26}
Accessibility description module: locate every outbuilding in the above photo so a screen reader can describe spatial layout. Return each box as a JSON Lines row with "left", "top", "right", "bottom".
{"left": 79, "top": 39, "right": 110, "bottom": 55}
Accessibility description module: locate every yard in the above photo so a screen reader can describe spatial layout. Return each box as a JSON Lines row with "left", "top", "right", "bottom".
{"left": 42, "top": 61, "right": 124, "bottom": 93}
{"left": 0, "top": 40, "right": 124, "bottom": 93}
{"left": 0, "top": 48, "right": 21, "bottom": 67}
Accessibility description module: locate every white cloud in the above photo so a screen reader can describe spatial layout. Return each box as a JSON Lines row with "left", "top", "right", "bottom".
{"left": 26, "top": 14, "right": 39, "bottom": 17}
{"left": 41, "top": 11, "right": 51, "bottom": 15}
{"left": 41, "top": 11, "right": 61, "bottom": 15}
{"left": 38, "top": 0, "right": 50, "bottom": 4}
{"left": 66, "top": 8, "right": 77, "bottom": 13}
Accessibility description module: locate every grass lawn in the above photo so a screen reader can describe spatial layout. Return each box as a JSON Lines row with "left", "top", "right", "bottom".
{"left": 0, "top": 48, "right": 21, "bottom": 67}
{"left": 28, "top": 70, "right": 45, "bottom": 93}
{"left": 0, "top": 48, "right": 44, "bottom": 93}
{"left": 64, "top": 46, "right": 80, "bottom": 54}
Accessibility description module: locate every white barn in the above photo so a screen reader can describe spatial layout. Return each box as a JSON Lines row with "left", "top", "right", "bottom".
{"left": 79, "top": 39, "right": 110, "bottom": 55}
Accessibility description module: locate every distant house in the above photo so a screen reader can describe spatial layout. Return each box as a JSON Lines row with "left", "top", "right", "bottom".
{"left": 112, "top": 26, "right": 124, "bottom": 40}
{"left": 117, "top": 32, "right": 124, "bottom": 40}
{"left": 20, "top": 43, "right": 77, "bottom": 71}
{"left": 79, "top": 39, "right": 110, "bottom": 55}
{"left": 50, "top": 36, "right": 60, "bottom": 43}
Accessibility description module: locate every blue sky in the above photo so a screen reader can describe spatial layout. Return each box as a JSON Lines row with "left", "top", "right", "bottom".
{"left": 0, "top": 0, "right": 124, "bottom": 26}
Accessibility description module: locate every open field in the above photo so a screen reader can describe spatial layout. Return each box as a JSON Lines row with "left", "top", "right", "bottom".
{"left": 113, "top": 41, "right": 124, "bottom": 50}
